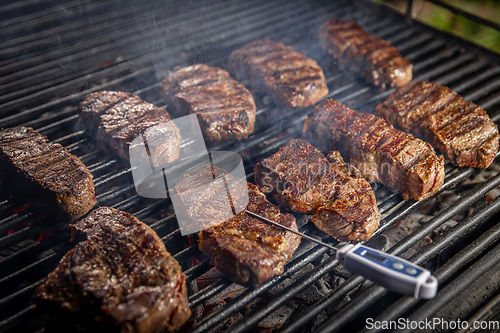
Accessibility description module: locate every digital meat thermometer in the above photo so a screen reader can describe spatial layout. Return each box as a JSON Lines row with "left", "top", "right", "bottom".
{"left": 245, "top": 210, "right": 438, "bottom": 299}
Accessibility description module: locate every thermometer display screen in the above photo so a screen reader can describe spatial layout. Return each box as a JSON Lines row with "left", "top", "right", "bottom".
{"left": 363, "top": 250, "right": 388, "bottom": 264}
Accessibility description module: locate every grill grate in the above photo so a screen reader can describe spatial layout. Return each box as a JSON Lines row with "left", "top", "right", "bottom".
{"left": 1, "top": 0, "right": 500, "bottom": 332}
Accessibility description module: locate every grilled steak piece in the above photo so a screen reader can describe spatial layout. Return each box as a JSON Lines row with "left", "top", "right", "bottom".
{"left": 79, "top": 91, "right": 181, "bottom": 167}
{"left": 0, "top": 126, "right": 96, "bottom": 220}
{"left": 254, "top": 139, "right": 380, "bottom": 242}
{"left": 228, "top": 39, "right": 328, "bottom": 108}
{"left": 33, "top": 207, "right": 191, "bottom": 333}
{"left": 376, "top": 81, "right": 500, "bottom": 169}
{"left": 174, "top": 165, "right": 301, "bottom": 287}
{"left": 319, "top": 19, "right": 412, "bottom": 89}
{"left": 172, "top": 162, "right": 250, "bottom": 234}
{"left": 79, "top": 90, "right": 133, "bottom": 133}
{"left": 161, "top": 64, "right": 256, "bottom": 143}
{"left": 303, "top": 99, "right": 445, "bottom": 201}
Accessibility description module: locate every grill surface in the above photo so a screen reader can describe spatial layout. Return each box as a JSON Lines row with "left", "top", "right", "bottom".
{"left": 1, "top": 0, "right": 500, "bottom": 332}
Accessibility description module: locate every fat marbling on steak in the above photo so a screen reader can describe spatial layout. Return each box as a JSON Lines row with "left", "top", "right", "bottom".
{"left": 376, "top": 81, "right": 499, "bottom": 169}
{"left": 319, "top": 18, "right": 412, "bottom": 89}
{"left": 174, "top": 165, "right": 301, "bottom": 287}
{"left": 33, "top": 207, "right": 191, "bottom": 333}
{"left": 254, "top": 138, "right": 380, "bottom": 242}
{"left": 161, "top": 64, "right": 256, "bottom": 143}
{"left": 79, "top": 91, "right": 181, "bottom": 167}
{"left": 304, "top": 99, "right": 445, "bottom": 201}
{"left": 228, "top": 39, "right": 328, "bottom": 108}
{"left": 0, "top": 126, "right": 96, "bottom": 220}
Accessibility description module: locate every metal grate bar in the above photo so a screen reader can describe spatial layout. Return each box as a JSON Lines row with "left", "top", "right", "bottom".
{"left": 0, "top": 1, "right": 279, "bottom": 105}
{"left": 388, "top": 171, "right": 500, "bottom": 258}
{"left": 203, "top": 160, "right": 500, "bottom": 331}
{"left": 311, "top": 196, "right": 500, "bottom": 332}
{"left": 0, "top": 0, "right": 327, "bottom": 114}
{"left": 0, "top": 69, "right": 150, "bottom": 128}
{"left": 0, "top": 246, "right": 69, "bottom": 294}
{"left": 425, "top": 0, "right": 500, "bottom": 31}
{"left": 0, "top": 211, "right": 33, "bottom": 237}
{"left": 0, "top": 224, "right": 48, "bottom": 253}
{"left": 184, "top": 259, "right": 212, "bottom": 282}
{"left": 0, "top": 304, "right": 38, "bottom": 333}
{"left": 0, "top": 0, "right": 261, "bottom": 68}
{"left": 400, "top": 243, "right": 500, "bottom": 333}
{"left": 0, "top": 0, "right": 93, "bottom": 29}
{"left": 0, "top": 279, "right": 44, "bottom": 319}
{"left": 1, "top": 2, "right": 344, "bottom": 130}
{"left": 93, "top": 168, "right": 131, "bottom": 188}
{"left": 356, "top": 203, "right": 500, "bottom": 333}
{"left": 188, "top": 280, "right": 232, "bottom": 308}
{"left": 189, "top": 246, "right": 329, "bottom": 332}
{"left": 0, "top": 232, "right": 68, "bottom": 275}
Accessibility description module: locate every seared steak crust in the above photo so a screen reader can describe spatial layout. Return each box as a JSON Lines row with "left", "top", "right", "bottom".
{"left": 319, "top": 19, "right": 412, "bottom": 89}
{"left": 79, "top": 91, "right": 133, "bottom": 132}
{"left": 79, "top": 91, "right": 181, "bottom": 166}
{"left": 33, "top": 207, "right": 191, "bottom": 333}
{"left": 175, "top": 165, "right": 301, "bottom": 287}
{"left": 228, "top": 39, "right": 328, "bottom": 108}
{"left": 0, "top": 126, "right": 96, "bottom": 220}
{"left": 376, "top": 81, "right": 499, "bottom": 168}
{"left": 161, "top": 64, "right": 256, "bottom": 143}
{"left": 254, "top": 138, "right": 380, "bottom": 242}
{"left": 304, "top": 99, "right": 445, "bottom": 201}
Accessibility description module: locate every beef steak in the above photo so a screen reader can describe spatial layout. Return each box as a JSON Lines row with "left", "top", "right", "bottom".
{"left": 254, "top": 138, "right": 380, "bottom": 242}
{"left": 161, "top": 64, "right": 256, "bottom": 143}
{"left": 0, "top": 126, "right": 96, "bottom": 220}
{"left": 174, "top": 165, "right": 301, "bottom": 287}
{"left": 228, "top": 39, "right": 328, "bottom": 108}
{"left": 319, "top": 19, "right": 412, "bottom": 89}
{"left": 376, "top": 81, "right": 499, "bottom": 168}
{"left": 33, "top": 207, "right": 191, "bottom": 333}
{"left": 304, "top": 99, "right": 445, "bottom": 201}
{"left": 79, "top": 91, "right": 181, "bottom": 167}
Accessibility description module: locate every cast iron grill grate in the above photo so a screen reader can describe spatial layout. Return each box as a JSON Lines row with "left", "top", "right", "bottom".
{"left": 1, "top": 0, "right": 500, "bottom": 332}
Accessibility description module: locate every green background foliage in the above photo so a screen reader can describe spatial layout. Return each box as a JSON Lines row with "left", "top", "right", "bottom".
{"left": 377, "top": 0, "right": 500, "bottom": 53}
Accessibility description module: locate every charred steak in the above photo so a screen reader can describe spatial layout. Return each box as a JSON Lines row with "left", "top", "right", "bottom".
{"left": 319, "top": 19, "right": 412, "bottom": 89}
{"left": 376, "top": 81, "right": 499, "bottom": 169}
{"left": 174, "top": 165, "right": 301, "bottom": 287}
{"left": 161, "top": 64, "right": 256, "bottom": 143}
{"left": 304, "top": 99, "right": 445, "bottom": 201}
{"left": 33, "top": 207, "right": 191, "bottom": 333}
{"left": 172, "top": 162, "right": 250, "bottom": 233}
{"left": 0, "top": 126, "right": 96, "bottom": 220}
{"left": 79, "top": 91, "right": 181, "bottom": 167}
{"left": 228, "top": 39, "right": 328, "bottom": 108}
{"left": 254, "top": 138, "right": 380, "bottom": 242}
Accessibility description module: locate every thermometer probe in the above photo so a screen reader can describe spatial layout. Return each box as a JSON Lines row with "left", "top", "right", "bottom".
{"left": 245, "top": 210, "right": 438, "bottom": 299}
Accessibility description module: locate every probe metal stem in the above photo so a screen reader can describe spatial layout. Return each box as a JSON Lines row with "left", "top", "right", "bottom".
{"left": 245, "top": 210, "right": 339, "bottom": 252}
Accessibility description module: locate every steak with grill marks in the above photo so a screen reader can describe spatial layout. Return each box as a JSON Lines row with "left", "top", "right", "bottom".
{"left": 79, "top": 90, "right": 133, "bottom": 133}
{"left": 228, "top": 39, "right": 328, "bottom": 108}
{"left": 254, "top": 138, "right": 380, "bottom": 242}
{"left": 79, "top": 91, "right": 181, "bottom": 167}
{"left": 161, "top": 64, "right": 256, "bottom": 143}
{"left": 174, "top": 165, "right": 301, "bottom": 287}
{"left": 319, "top": 19, "right": 412, "bottom": 89}
{"left": 0, "top": 126, "right": 96, "bottom": 220}
{"left": 303, "top": 99, "right": 445, "bottom": 201}
{"left": 33, "top": 207, "right": 191, "bottom": 333}
{"left": 376, "top": 81, "right": 499, "bottom": 169}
